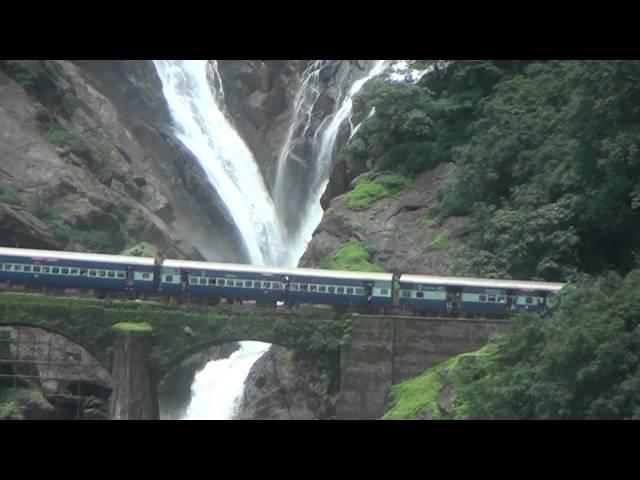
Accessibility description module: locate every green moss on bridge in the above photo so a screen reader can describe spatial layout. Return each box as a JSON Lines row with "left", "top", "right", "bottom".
{"left": 112, "top": 322, "right": 153, "bottom": 333}
{"left": 0, "top": 292, "right": 350, "bottom": 381}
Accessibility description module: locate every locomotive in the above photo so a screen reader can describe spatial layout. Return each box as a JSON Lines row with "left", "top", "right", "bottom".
{"left": 0, "top": 247, "right": 564, "bottom": 317}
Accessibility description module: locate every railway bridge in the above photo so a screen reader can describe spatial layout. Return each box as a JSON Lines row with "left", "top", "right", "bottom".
{"left": 0, "top": 291, "right": 511, "bottom": 419}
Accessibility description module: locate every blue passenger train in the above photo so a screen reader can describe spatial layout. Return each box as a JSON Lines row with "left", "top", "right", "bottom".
{"left": 0, "top": 247, "right": 564, "bottom": 317}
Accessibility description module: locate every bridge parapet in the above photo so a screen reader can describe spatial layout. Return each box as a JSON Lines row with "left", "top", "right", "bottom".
{"left": 336, "top": 314, "right": 512, "bottom": 419}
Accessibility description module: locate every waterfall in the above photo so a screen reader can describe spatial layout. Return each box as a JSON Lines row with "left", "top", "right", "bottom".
{"left": 154, "top": 60, "right": 390, "bottom": 420}
{"left": 153, "top": 60, "right": 284, "bottom": 266}
{"left": 181, "top": 342, "right": 270, "bottom": 420}
{"left": 275, "top": 60, "right": 391, "bottom": 266}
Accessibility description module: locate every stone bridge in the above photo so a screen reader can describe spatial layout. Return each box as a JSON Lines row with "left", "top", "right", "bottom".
{"left": 0, "top": 292, "right": 511, "bottom": 419}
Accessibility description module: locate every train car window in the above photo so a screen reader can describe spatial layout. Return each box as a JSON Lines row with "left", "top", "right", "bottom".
{"left": 234, "top": 281, "right": 242, "bottom": 287}
{"left": 310, "top": 285, "right": 317, "bottom": 292}
{"left": 13, "top": 265, "right": 21, "bottom": 271}
{"left": 70, "top": 269, "right": 78, "bottom": 275}
{"left": 217, "top": 279, "right": 225, "bottom": 286}
{"left": 165, "top": 275, "right": 173, "bottom": 282}
{"left": 488, "top": 295, "right": 496, "bottom": 302}
{"left": 142, "top": 273, "right": 150, "bottom": 279}
{"left": 24, "top": 266, "right": 32, "bottom": 272}
{"left": 189, "top": 278, "right": 197, "bottom": 285}
{"left": 61, "top": 268, "right": 69, "bottom": 274}
{"left": 99, "top": 271, "right": 106, "bottom": 277}
{"left": 200, "top": 278, "right": 207, "bottom": 285}
{"left": 337, "top": 287, "right": 345, "bottom": 294}
{"left": 328, "top": 286, "right": 335, "bottom": 294}
{"left": 2, "top": 264, "right": 10, "bottom": 270}
{"left": 479, "top": 295, "right": 487, "bottom": 302}
{"left": 208, "top": 278, "right": 216, "bottom": 285}
{"left": 108, "top": 271, "right": 115, "bottom": 278}
{"left": 89, "top": 270, "right": 96, "bottom": 276}
{"left": 401, "top": 291, "right": 411, "bottom": 298}
{"left": 52, "top": 267, "right": 60, "bottom": 274}
{"left": 42, "top": 267, "right": 50, "bottom": 273}
{"left": 355, "top": 288, "right": 364, "bottom": 295}
{"left": 262, "top": 282, "right": 270, "bottom": 289}
{"left": 346, "top": 287, "right": 354, "bottom": 295}
{"left": 117, "top": 272, "right": 125, "bottom": 279}
{"left": 498, "top": 296, "right": 506, "bottom": 303}
{"left": 291, "top": 283, "right": 299, "bottom": 291}
{"left": 381, "top": 289, "right": 389, "bottom": 296}
{"left": 33, "top": 266, "right": 41, "bottom": 273}
{"left": 416, "top": 291, "right": 424, "bottom": 298}
{"left": 245, "top": 281, "right": 252, "bottom": 287}
{"left": 319, "top": 286, "right": 327, "bottom": 293}
{"left": 526, "top": 297, "right": 533, "bottom": 304}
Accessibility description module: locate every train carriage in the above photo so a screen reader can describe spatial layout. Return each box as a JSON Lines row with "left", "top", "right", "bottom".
{"left": 398, "top": 273, "right": 564, "bottom": 316}
{"left": 0, "top": 247, "right": 156, "bottom": 293}
{"left": 283, "top": 267, "right": 394, "bottom": 308}
{"left": 160, "top": 259, "right": 288, "bottom": 303}
{"left": 0, "top": 246, "right": 565, "bottom": 317}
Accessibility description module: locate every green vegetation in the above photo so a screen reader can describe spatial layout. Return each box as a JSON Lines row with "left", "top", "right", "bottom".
{"left": 60, "top": 92, "right": 79, "bottom": 120}
{"left": 47, "top": 218, "right": 119, "bottom": 253}
{"left": 424, "top": 229, "right": 451, "bottom": 252}
{"left": 454, "top": 270, "right": 640, "bottom": 419}
{"left": 122, "top": 242, "right": 156, "bottom": 258}
{"left": 0, "top": 183, "right": 25, "bottom": 206}
{"left": 0, "top": 386, "right": 48, "bottom": 420}
{"left": 45, "top": 121, "right": 90, "bottom": 157}
{"left": 320, "top": 241, "right": 383, "bottom": 272}
{"left": 349, "top": 60, "right": 640, "bottom": 281}
{"left": 421, "top": 215, "right": 439, "bottom": 228}
{"left": 91, "top": 133, "right": 117, "bottom": 161}
{"left": 356, "top": 61, "right": 640, "bottom": 419}
{"left": 383, "top": 344, "right": 496, "bottom": 420}
{"left": 113, "top": 322, "right": 153, "bottom": 333}
{"left": 0, "top": 61, "right": 35, "bottom": 90}
{"left": 345, "top": 173, "right": 410, "bottom": 210}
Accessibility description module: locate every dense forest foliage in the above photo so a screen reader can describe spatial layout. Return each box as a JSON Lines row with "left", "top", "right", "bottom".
{"left": 456, "top": 269, "right": 640, "bottom": 419}
{"left": 347, "top": 60, "right": 640, "bottom": 419}
{"left": 348, "top": 60, "right": 640, "bottom": 282}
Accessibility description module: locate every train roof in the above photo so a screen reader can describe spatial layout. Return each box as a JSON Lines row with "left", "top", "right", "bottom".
{"left": 400, "top": 273, "right": 565, "bottom": 292}
{"left": 163, "top": 258, "right": 288, "bottom": 276}
{"left": 163, "top": 258, "right": 393, "bottom": 281}
{"left": 0, "top": 247, "right": 156, "bottom": 267}
{"left": 285, "top": 266, "right": 393, "bottom": 282}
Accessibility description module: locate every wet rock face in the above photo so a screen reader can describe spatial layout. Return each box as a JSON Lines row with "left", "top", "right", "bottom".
{"left": 236, "top": 345, "right": 339, "bottom": 420}
{"left": 0, "top": 60, "right": 245, "bottom": 262}
{"left": 0, "top": 204, "right": 64, "bottom": 250}
{"left": 0, "top": 326, "right": 112, "bottom": 420}
{"left": 300, "top": 162, "right": 471, "bottom": 275}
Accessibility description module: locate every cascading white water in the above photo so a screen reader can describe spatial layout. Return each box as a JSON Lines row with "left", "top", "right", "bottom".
{"left": 273, "top": 60, "right": 328, "bottom": 203}
{"left": 153, "top": 60, "right": 284, "bottom": 266}
{"left": 181, "top": 342, "right": 270, "bottom": 420}
{"left": 279, "top": 60, "right": 391, "bottom": 265}
{"left": 154, "top": 60, "right": 390, "bottom": 420}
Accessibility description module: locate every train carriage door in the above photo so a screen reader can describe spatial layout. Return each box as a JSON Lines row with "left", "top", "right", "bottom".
{"left": 125, "top": 266, "right": 134, "bottom": 290}
{"left": 446, "top": 286, "right": 462, "bottom": 315}
{"left": 180, "top": 269, "right": 189, "bottom": 291}
{"left": 153, "top": 253, "right": 164, "bottom": 292}
{"left": 364, "top": 281, "right": 373, "bottom": 304}
{"left": 507, "top": 289, "right": 517, "bottom": 311}
{"left": 180, "top": 269, "right": 190, "bottom": 303}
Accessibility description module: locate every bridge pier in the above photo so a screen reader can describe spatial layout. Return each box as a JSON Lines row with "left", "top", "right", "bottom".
{"left": 109, "top": 323, "right": 155, "bottom": 420}
{"left": 336, "top": 315, "right": 511, "bottom": 419}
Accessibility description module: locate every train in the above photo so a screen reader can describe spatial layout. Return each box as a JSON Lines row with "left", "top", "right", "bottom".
{"left": 0, "top": 246, "right": 565, "bottom": 317}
